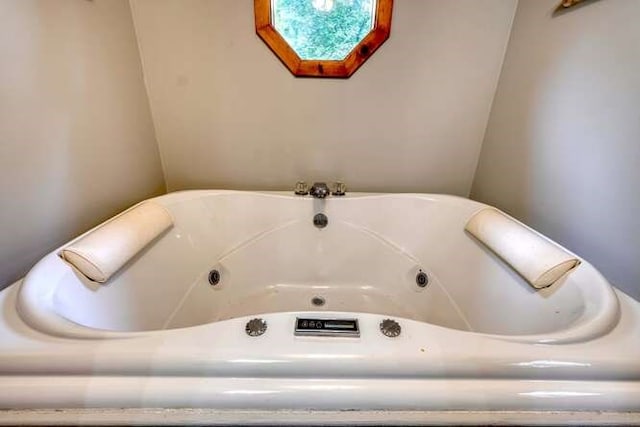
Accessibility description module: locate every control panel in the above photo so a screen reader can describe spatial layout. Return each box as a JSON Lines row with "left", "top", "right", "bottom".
{"left": 294, "top": 317, "right": 360, "bottom": 338}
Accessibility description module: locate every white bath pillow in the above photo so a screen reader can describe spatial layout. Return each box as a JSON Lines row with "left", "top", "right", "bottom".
{"left": 465, "top": 207, "right": 581, "bottom": 289}
{"left": 60, "top": 202, "right": 173, "bottom": 283}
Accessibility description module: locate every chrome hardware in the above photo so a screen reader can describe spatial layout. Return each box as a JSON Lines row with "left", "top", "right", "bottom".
{"left": 332, "top": 181, "right": 346, "bottom": 196}
{"left": 208, "top": 269, "right": 221, "bottom": 286}
{"left": 313, "top": 213, "right": 328, "bottom": 229}
{"left": 245, "top": 318, "right": 267, "bottom": 337}
{"left": 311, "top": 296, "right": 326, "bottom": 306}
{"left": 380, "top": 319, "right": 401, "bottom": 338}
{"left": 294, "top": 181, "right": 309, "bottom": 195}
{"left": 416, "top": 270, "right": 429, "bottom": 288}
{"left": 309, "top": 182, "right": 330, "bottom": 199}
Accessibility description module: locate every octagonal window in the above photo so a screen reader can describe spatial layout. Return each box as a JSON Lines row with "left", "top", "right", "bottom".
{"left": 255, "top": 0, "right": 393, "bottom": 78}
{"left": 272, "top": 0, "right": 376, "bottom": 61}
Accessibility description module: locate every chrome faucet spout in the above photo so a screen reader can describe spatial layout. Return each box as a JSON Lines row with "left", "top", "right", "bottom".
{"left": 309, "top": 182, "right": 330, "bottom": 199}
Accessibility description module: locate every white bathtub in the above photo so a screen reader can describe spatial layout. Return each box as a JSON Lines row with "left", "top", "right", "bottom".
{"left": 1, "top": 190, "right": 639, "bottom": 425}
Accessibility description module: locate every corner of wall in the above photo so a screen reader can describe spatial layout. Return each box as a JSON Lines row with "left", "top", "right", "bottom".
{"left": 467, "top": 0, "right": 519, "bottom": 199}
{"left": 128, "top": 0, "right": 170, "bottom": 193}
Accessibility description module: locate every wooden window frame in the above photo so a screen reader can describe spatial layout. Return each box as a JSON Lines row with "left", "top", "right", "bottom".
{"left": 254, "top": 0, "right": 393, "bottom": 78}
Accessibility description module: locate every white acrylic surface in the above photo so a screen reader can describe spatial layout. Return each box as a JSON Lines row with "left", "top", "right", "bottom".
{"left": 1, "top": 191, "right": 638, "bottom": 418}
{"left": 17, "top": 191, "right": 619, "bottom": 342}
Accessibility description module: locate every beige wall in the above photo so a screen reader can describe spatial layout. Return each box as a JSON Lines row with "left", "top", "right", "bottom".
{"left": 471, "top": 0, "right": 640, "bottom": 299}
{"left": 0, "top": 0, "right": 166, "bottom": 289}
{"left": 130, "top": 0, "right": 516, "bottom": 194}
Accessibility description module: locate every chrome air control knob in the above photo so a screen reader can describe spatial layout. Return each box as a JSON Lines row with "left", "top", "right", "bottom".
{"left": 380, "top": 319, "right": 401, "bottom": 338}
{"left": 245, "top": 318, "right": 267, "bottom": 337}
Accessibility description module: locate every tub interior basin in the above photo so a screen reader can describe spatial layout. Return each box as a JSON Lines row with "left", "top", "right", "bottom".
{"left": 18, "top": 192, "right": 620, "bottom": 342}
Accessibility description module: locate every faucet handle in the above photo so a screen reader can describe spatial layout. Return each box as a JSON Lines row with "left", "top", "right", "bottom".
{"left": 294, "top": 181, "right": 309, "bottom": 195}
{"left": 332, "top": 181, "right": 346, "bottom": 196}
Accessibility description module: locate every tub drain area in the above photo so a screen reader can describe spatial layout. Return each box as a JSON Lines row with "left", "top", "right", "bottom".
{"left": 311, "top": 296, "right": 326, "bottom": 307}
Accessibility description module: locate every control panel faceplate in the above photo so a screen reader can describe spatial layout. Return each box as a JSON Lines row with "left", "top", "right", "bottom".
{"left": 294, "top": 317, "right": 360, "bottom": 338}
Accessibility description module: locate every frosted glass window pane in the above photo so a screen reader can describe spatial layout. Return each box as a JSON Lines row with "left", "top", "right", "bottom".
{"left": 272, "top": 0, "right": 376, "bottom": 60}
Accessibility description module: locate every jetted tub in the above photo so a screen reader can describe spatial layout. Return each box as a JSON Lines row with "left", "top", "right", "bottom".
{"left": 1, "top": 190, "right": 639, "bottom": 425}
